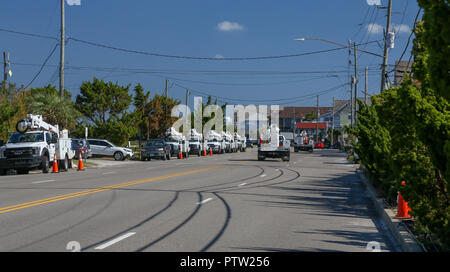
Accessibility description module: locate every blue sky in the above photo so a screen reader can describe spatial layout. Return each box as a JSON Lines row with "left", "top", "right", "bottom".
{"left": 0, "top": 0, "right": 420, "bottom": 108}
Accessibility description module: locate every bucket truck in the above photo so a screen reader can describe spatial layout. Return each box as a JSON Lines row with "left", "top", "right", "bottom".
{"left": 257, "top": 124, "right": 290, "bottom": 162}
{"left": 0, "top": 114, "right": 75, "bottom": 175}
{"left": 205, "top": 130, "right": 225, "bottom": 154}
{"left": 165, "top": 127, "right": 189, "bottom": 159}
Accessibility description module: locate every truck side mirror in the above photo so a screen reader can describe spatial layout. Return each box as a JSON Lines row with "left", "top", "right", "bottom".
{"left": 51, "top": 137, "right": 58, "bottom": 144}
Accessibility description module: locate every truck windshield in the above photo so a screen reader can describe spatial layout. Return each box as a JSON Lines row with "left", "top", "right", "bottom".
{"left": 146, "top": 140, "right": 163, "bottom": 147}
{"left": 8, "top": 132, "right": 44, "bottom": 143}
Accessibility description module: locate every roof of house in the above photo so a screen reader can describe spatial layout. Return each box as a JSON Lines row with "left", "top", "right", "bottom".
{"left": 279, "top": 106, "right": 333, "bottom": 119}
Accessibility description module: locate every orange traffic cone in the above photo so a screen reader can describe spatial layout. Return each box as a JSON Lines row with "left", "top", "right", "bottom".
{"left": 77, "top": 152, "right": 85, "bottom": 171}
{"left": 209, "top": 149, "right": 213, "bottom": 156}
{"left": 179, "top": 152, "right": 183, "bottom": 159}
{"left": 395, "top": 181, "right": 411, "bottom": 219}
{"left": 52, "top": 153, "right": 59, "bottom": 173}
{"left": 203, "top": 149, "right": 207, "bottom": 156}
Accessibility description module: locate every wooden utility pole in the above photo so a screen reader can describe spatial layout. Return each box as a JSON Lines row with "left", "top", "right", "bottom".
{"left": 59, "top": 0, "right": 65, "bottom": 97}
{"left": 365, "top": 67, "right": 368, "bottom": 104}
{"left": 185, "top": 89, "right": 189, "bottom": 129}
{"left": 331, "top": 97, "right": 335, "bottom": 147}
{"left": 316, "top": 95, "right": 319, "bottom": 143}
{"left": 293, "top": 107, "right": 296, "bottom": 139}
{"left": 380, "top": 0, "right": 393, "bottom": 93}
{"left": 353, "top": 42, "right": 358, "bottom": 127}
{"left": 350, "top": 76, "right": 354, "bottom": 128}
{"left": 3, "top": 51, "right": 7, "bottom": 91}
{"left": 165, "top": 79, "right": 169, "bottom": 97}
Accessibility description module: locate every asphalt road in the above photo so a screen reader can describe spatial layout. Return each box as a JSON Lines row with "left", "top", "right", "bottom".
{"left": 0, "top": 148, "right": 399, "bottom": 252}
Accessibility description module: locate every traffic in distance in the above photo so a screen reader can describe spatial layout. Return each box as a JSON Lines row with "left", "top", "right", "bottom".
{"left": 0, "top": 113, "right": 330, "bottom": 175}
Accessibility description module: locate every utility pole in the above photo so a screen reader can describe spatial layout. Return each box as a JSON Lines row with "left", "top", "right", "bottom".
{"left": 380, "top": 0, "right": 393, "bottom": 93}
{"left": 316, "top": 95, "right": 319, "bottom": 143}
{"left": 350, "top": 76, "right": 354, "bottom": 128}
{"left": 3, "top": 51, "right": 7, "bottom": 91}
{"left": 185, "top": 89, "right": 189, "bottom": 129}
{"left": 353, "top": 42, "right": 358, "bottom": 127}
{"left": 165, "top": 79, "right": 169, "bottom": 97}
{"left": 331, "top": 97, "right": 335, "bottom": 147}
{"left": 293, "top": 107, "right": 296, "bottom": 139}
{"left": 59, "top": 0, "right": 65, "bottom": 97}
{"left": 365, "top": 67, "right": 368, "bottom": 105}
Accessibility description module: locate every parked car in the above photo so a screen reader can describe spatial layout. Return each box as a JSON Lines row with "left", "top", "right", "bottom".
{"left": 141, "top": 138, "right": 171, "bottom": 161}
{"left": 246, "top": 139, "right": 254, "bottom": 148}
{"left": 71, "top": 138, "right": 92, "bottom": 160}
{"left": 87, "top": 139, "right": 133, "bottom": 161}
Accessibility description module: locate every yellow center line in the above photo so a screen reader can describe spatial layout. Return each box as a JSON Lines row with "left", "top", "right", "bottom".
{"left": 0, "top": 165, "right": 224, "bottom": 215}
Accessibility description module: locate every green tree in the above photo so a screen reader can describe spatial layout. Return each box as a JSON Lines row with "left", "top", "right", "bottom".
{"left": 76, "top": 78, "right": 132, "bottom": 126}
{"left": 147, "top": 94, "right": 180, "bottom": 138}
{"left": 75, "top": 78, "right": 134, "bottom": 145}
{"left": 27, "top": 86, "right": 80, "bottom": 131}
{"left": 133, "top": 83, "right": 151, "bottom": 139}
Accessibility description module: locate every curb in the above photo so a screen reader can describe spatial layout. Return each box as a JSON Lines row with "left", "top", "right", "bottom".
{"left": 356, "top": 168, "right": 423, "bottom": 252}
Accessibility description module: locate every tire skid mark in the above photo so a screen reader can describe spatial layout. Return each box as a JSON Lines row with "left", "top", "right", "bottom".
{"left": 200, "top": 192, "right": 231, "bottom": 252}
{"left": 82, "top": 191, "right": 180, "bottom": 251}
{"left": 135, "top": 192, "right": 204, "bottom": 252}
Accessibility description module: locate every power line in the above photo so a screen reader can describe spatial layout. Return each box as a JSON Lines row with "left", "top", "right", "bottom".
{"left": 0, "top": 27, "right": 59, "bottom": 41}
{"left": 387, "top": 7, "right": 422, "bottom": 75}
{"left": 171, "top": 81, "right": 349, "bottom": 104}
{"left": 11, "top": 62, "right": 382, "bottom": 75}
{"left": 67, "top": 36, "right": 348, "bottom": 61}
{"left": 25, "top": 43, "right": 60, "bottom": 89}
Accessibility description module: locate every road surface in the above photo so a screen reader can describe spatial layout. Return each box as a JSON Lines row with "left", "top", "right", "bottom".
{"left": 0, "top": 148, "right": 398, "bottom": 252}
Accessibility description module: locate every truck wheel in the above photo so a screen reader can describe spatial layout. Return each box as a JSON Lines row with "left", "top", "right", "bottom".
{"left": 42, "top": 155, "right": 50, "bottom": 173}
{"left": 114, "top": 152, "right": 124, "bottom": 161}
{"left": 60, "top": 156, "right": 69, "bottom": 172}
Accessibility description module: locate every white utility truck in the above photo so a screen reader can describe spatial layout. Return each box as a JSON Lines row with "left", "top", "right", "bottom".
{"left": 165, "top": 127, "right": 189, "bottom": 158}
{"left": 257, "top": 124, "right": 290, "bottom": 162}
{"left": 0, "top": 114, "right": 75, "bottom": 175}
{"left": 293, "top": 131, "right": 314, "bottom": 153}
{"left": 234, "top": 133, "right": 246, "bottom": 152}
{"left": 221, "top": 131, "right": 234, "bottom": 153}
{"left": 188, "top": 129, "right": 204, "bottom": 156}
{"left": 205, "top": 130, "right": 225, "bottom": 154}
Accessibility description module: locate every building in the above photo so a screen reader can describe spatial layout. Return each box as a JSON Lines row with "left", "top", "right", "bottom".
{"left": 394, "top": 60, "right": 412, "bottom": 86}
{"left": 278, "top": 106, "right": 333, "bottom": 133}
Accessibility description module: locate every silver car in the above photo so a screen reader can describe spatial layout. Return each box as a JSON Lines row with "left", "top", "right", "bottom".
{"left": 87, "top": 139, "right": 133, "bottom": 161}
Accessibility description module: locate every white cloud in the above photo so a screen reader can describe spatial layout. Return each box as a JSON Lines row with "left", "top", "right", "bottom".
{"left": 366, "top": 23, "right": 384, "bottom": 35}
{"left": 393, "top": 24, "right": 411, "bottom": 34}
{"left": 217, "top": 21, "right": 244, "bottom": 32}
{"left": 214, "top": 54, "right": 224, "bottom": 59}
{"left": 366, "top": 0, "right": 381, "bottom": 5}
{"left": 66, "top": 0, "right": 81, "bottom": 6}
